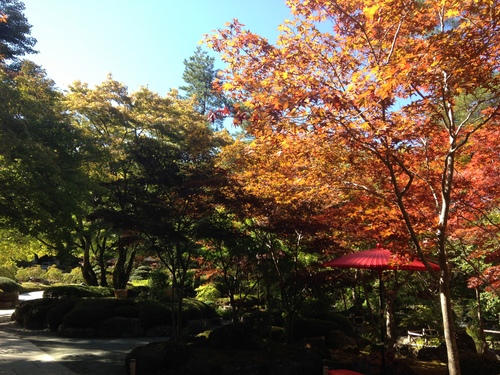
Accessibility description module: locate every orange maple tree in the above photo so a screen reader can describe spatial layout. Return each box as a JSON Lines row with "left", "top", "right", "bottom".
{"left": 207, "top": 1, "right": 500, "bottom": 373}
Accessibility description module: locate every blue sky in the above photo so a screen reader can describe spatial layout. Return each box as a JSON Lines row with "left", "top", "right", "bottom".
{"left": 22, "top": 0, "right": 292, "bottom": 95}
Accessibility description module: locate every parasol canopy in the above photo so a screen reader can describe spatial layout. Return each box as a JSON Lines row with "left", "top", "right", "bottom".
{"left": 322, "top": 243, "right": 440, "bottom": 272}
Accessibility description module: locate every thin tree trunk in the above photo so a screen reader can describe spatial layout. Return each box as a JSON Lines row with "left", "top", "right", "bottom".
{"left": 476, "top": 287, "right": 488, "bottom": 353}
{"left": 439, "top": 273, "right": 460, "bottom": 375}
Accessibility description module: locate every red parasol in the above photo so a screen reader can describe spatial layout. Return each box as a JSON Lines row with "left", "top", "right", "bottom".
{"left": 322, "top": 243, "right": 440, "bottom": 272}
{"left": 323, "top": 243, "right": 439, "bottom": 374}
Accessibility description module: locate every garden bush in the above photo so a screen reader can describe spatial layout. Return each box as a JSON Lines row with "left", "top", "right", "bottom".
{"left": 60, "top": 267, "right": 86, "bottom": 284}
{"left": 43, "top": 285, "right": 113, "bottom": 299}
{"left": 130, "top": 265, "right": 152, "bottom": 281}
{"left": 183, "top": 298, "right": 219, "bottom": 320}
{"left": 44, "top": 265, "right": 64, "bottom": 283}
{"left": 62, "top": 305, "right": 112, "bottom": 329}
{"left": 195, "top": 283, "right": 221, "bottom": 302}
{"left": 0, "top": 262, "right": 17, "bottom": 279}
{"left": 305, "top": 311, "right": 354, "bottom": 337}
{"left": 459, "top": 352, "right": 500, "bottom": 375}
{"left": 72, "top": 297, "right": 132, "bottom": 313}
{"left": 113, "top": 304, "right": 139, "bottom": 318}
{"left": 138, "top": 300, "right": 172, "bottom": 329}
{"left": 0, "top": 276, "right": 22, "bottom": 293}
{"left": 126, "top": 285, "right": 149, "bottom": 299}
{"left": 15, "top": 266, "right": 45, "bottom": 282}
{"left": 46, "top": 299, "right": 77, "bottom": 331}
{"left": 13, "top": 300, "right": 34, "bottom": 325}
{"left": 23, "top": 299, "right": 57, "bottom": 330}
{"left": 208, "top": 323, "right": 263, "bottom": 350}
{"left": 148, "top": 269, "right": 169, "bottom": 298}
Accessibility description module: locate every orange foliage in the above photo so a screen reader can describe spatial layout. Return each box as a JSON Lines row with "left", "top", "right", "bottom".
{"left": 207, "top": 0, "right": 500, "bottom": 261}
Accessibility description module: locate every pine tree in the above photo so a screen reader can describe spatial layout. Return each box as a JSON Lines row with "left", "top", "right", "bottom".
{"left": 180, "top": 46, "right": 227, "bottom": 129}
{"left": 0, "top": 0, "right": 37, "bottom": 63}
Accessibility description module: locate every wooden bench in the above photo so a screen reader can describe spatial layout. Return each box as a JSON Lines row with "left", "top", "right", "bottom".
{"left": 407, "top": 328, "right": 438, "bottom": 346}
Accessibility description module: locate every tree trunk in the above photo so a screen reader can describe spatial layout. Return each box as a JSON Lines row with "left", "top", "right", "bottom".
{"left": 476, "top": 287, "right": 488, "bottom": 353}
{"left": 81, "top": 237, "right": 98, "bottom": 286}
{"left": 385, "top": 293, "right": 397, "bottom": 347}
{"left": 439, "top": 272, "right": 460, "bottom": 375}
{"left": 112, "top": 239, "right": 136, "bottom": 290}
{"left": 97, "top": 237, "right": 108, "bottom": 287}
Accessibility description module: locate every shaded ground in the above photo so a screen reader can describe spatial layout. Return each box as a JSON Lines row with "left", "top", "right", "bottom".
{"left": 0, "top": 317, "right": 450, "bottom": 375}
{"left": 0, "top": 320, "right": 159, "bottom": 375}
{"left": 399, "top": 358, "right": 448, "bottom": 375}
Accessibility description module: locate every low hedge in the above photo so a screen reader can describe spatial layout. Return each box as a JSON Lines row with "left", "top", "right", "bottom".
{"left": 62, "top": 306, "right": 112, "bottom": 329}
{"left": 14, "top": 296, "right": 220, "bottom": 338}
{"left": 47, "top": 299, "right": 77, "bottom": 331}
{"left": 43, "top": 285, "right": 114, "bottom": 298}
{"left": 138, "top": 300, "right": 172, "bottom": 329}
{"left": 0, "top": 276, "right": 21, "bottom": 293}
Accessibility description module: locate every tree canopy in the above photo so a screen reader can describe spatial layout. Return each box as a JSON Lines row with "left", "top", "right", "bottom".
{"left": 0, "top": 0, "right": 36, "bottom": 62}
{"left": 206, "top": 1, "right": 500, "bottom": 373}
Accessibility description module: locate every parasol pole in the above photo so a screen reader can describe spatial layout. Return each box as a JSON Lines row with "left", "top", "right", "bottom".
{"left": 378, "top": 269, "right": 386, "bottom": 374}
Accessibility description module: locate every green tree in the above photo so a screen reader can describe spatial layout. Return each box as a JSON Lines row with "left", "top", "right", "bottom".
{"left": 125, "top": 101, "right": 231, "bottom": 342}
{"left": 0, "top": 61, "right": 88, "bottom": 261}
{"left": 64, "top": 76, "right": 150, "bottom": 287}
{"left": 0, "top": 0, "right": 36, "bottom": 63}
{"left": 180, "top": 46, "right": 228, "bottom": 129}
{"left": 196, "top": 210, "right": 261, "bottom": 323}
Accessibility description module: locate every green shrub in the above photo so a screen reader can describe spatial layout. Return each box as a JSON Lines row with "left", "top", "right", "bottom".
{"left": 60, "top": 267, "right": 85, "bottom": 285}
{"left": 43, "top": 285, "right": 113, "bottom": 299}
{"left": 139, "top": 300, "right": 172, "bottom": 329}
{"left": 0, "top": 276, "right": 22, "bottom": 293}
{"left": 113, "top": 304, "right": 139, "bottom": 318}
{"left": 305, "top": 311, "right": 354, "bottom": 336}
{"left": 195, "top": 283, "right": 221, "bottom": 302}
{"left": 73, "top": 297, "right": 125, "bottom": 312}
{"left": 47, "top": 299, "right": 77, "bottom": 331}
{"left": 148, "top": 270, "right": 169, "bottom": 299}
{"left": 130, "top": 265, "right": 152, "bottom": 281}
{"left": 182, "top": 298, "right": 219, "bottom": 320}
{"left": 62, "top": 306, "right": 112, "bottom": 329}
{"left": 0, "top": 262, "right": 17, "bottom": 279}
{"left": 127, "top": 285, "right": 149, "bottom": 299}
{"left": 13, "top": 301, "right": 35, "bottom": 325}
{"left": 24, "top": 299, "right": 56, "bottom": 330}
{"left": 15, "top": 266, "right": 45, "bottom": 282}
{"left": 44, "top": 265, "right": 64, "bottom": 283}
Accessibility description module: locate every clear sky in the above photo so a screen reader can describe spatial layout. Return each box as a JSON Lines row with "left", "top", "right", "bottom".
{"left": 22, "top": 0, "right": 292, "bottom": 95}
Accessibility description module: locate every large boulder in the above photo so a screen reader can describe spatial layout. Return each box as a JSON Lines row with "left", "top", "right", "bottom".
{"left": 417, "top": 344, "right": 447, "bottom": 362}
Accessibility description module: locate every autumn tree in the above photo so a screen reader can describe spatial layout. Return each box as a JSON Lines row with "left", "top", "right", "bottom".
{"left": 216, "top": 133, "right": 337, "bottom": 340}
{"left": 206, "top": 1, "right": 500, "bottom": 374}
